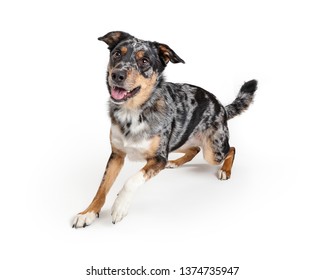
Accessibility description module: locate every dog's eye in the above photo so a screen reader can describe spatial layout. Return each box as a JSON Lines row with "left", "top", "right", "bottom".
{"left": 112, "top": 51, "right": 121, "bottom": 59}
{"left": 138, "top": 57, "right": 150, "bottom": 68}
{"left": 142, "top": 58, "right": 149, "bottom": 65}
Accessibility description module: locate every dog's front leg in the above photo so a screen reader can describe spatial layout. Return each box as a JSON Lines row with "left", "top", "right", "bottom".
{"left": 73, "top": 148, "right": 125, "bottom": 228}
{"left": 111, "top": 156, "right": 166, "bottom": 224}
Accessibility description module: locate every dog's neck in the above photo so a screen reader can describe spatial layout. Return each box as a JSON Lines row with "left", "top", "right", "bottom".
{"left": 108, "top": 77, "right": 169, "bottom": 139}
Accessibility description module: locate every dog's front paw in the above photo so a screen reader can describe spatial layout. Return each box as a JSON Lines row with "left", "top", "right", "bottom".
{"left": 72, "top": 211, "right": 98, "bottom": 228}
{"left": 111, "top": 191, "right": 132, "bottom": 224}
{"left": 217, "top": 169, "right": 231, "bottom": 180}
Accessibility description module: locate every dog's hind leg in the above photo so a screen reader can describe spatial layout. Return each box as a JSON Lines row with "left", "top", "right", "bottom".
{"left": 111, "top": 156, "right": 167, "bottom": 224}
{"left": 217, "top": 147, "right": 236, "bottom": 180}
{"left": 72, "top": 148, "right": 125, "bottom": 228}
{"left": 202, "top": 130, "right": 235, "bottom": 180}
{"left": 166, "top": 147, "right": 200, "bottom": 168}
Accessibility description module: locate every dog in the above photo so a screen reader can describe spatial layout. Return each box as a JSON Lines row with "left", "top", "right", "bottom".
{"left": 72, "top": 31, "right": 257, "bottom": 228}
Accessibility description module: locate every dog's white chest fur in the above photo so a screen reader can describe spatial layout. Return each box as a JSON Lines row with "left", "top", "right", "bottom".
{"left": 110, "top": 124, "right": 150, "bottom": 161}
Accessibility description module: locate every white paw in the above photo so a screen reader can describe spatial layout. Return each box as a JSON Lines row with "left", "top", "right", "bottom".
{"left": 72, "top": 211, "right": 97, "bottom": 228}
{"left": 166, "top": 161, "right": 178, "bottom": 169}
{"left": 111, "top": 191, "right": 132, "bottom": 224}
{"left": 217, "top": 169, "right": 230, "bottom": 180}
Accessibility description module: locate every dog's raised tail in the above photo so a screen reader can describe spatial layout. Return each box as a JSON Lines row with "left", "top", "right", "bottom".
{"left": 225, "top": 79, "right": 258, "bottom": 120}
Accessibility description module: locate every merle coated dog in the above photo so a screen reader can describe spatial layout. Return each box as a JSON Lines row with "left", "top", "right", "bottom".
{"left": 72, "top": 31, "right": 257, "bottom": 228}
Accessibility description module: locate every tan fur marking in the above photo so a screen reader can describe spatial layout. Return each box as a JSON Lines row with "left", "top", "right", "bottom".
{"left": 110, "top": 32, "right": 121, "bottom": 43}
{"left": 220, "top": 147, "right": 235, "bottom": 178}
{"left": 80, "top": 147, "right": 125, "bottom": 215}
{"left": 168, "top": 147, "right": 200, "bottom": 167}
{"left": 124, "top": 71, "right": 158, "bottom": 109}
{"left": 159, "top": 45, "right": 170, "bottom": 63}
{"left": 135, "top": 50, "right": 145, "bottom": 60}
{"left": 202, "top": 137, "right": 220, "bottom": 165}
{"left": 155, "top": 97, "right": 166, "bottom": 111}
{"left": 142, "top": 157, "right": 166, "bottom": 180}
{"left": 145, "top": 136, "right": 161, "bottom": 158}
{"left": 107, "top": 65, "right": 113, "bottom": 76}
{"left": 120, "top": 46, "right": 128, "bottom": 55}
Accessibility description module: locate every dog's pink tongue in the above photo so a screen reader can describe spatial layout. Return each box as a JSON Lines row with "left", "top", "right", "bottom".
{"left": 111, "top": 87, "right": 127, "bottom": 100}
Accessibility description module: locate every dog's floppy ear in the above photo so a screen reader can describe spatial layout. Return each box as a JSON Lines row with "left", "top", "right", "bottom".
{"left": 98, "top": 31, "right": 133, "bottom": 50}
{"left": 155, "top": 42, "right": 185, "bottom": 65}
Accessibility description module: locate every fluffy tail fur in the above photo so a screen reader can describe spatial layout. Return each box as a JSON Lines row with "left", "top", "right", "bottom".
{"left": 225, "top": 80, "right": 258, "bottom": 120}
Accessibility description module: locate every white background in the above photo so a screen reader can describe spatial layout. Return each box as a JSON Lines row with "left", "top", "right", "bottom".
{"left": 1, "top": 0, "right": 324, "bottom": 279}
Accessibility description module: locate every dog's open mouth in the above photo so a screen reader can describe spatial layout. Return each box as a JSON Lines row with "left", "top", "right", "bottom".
{"left": 110, "top": 86, "right": 141, "bottom": 102}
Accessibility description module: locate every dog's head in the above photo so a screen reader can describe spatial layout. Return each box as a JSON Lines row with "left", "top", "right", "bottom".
{"left": 98, "top": 31, "right": 184, "bottom": 107}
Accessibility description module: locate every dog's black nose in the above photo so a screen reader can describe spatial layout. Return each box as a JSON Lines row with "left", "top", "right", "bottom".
{"left": 111, "top": 70, "right": 127, "bottom": 83}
